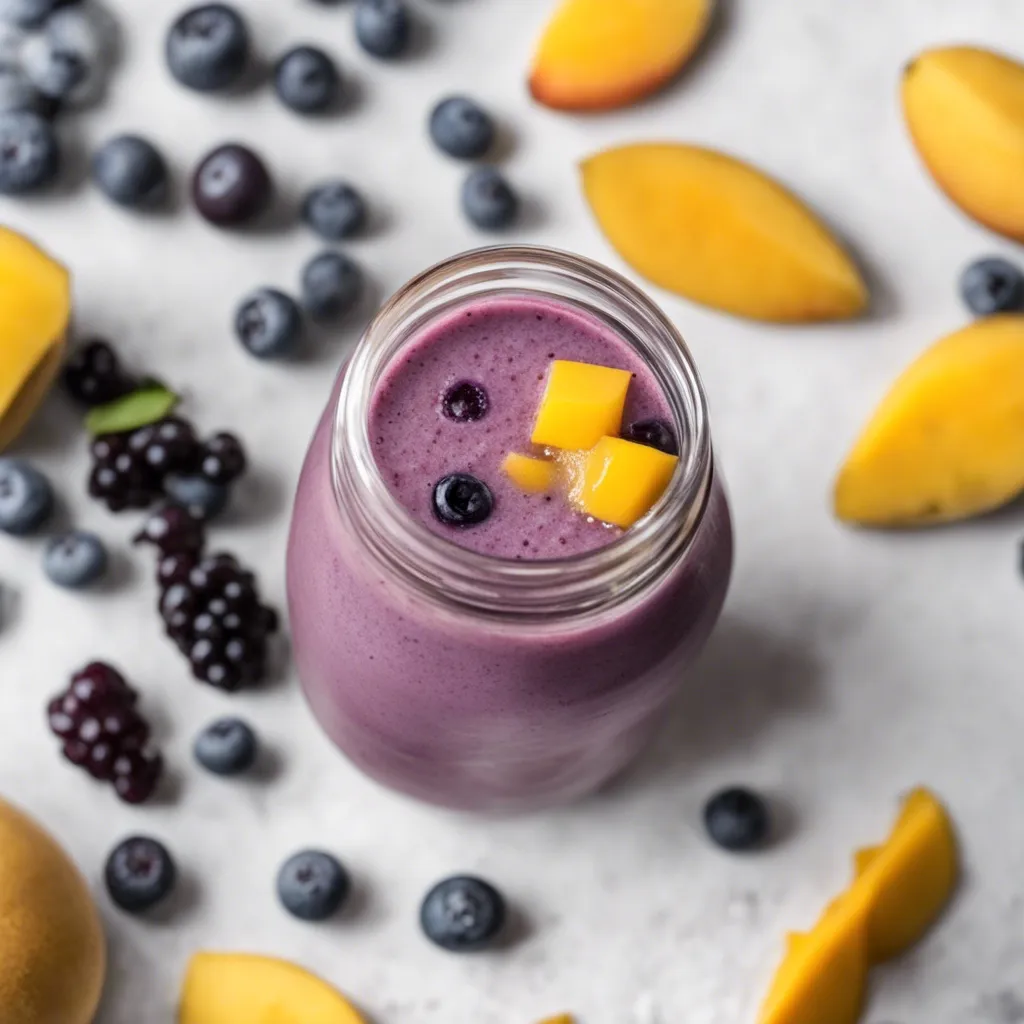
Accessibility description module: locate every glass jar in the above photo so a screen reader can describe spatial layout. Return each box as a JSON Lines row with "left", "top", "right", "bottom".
{"left": 286, "top": 246, "right": 733, "bottom": 812}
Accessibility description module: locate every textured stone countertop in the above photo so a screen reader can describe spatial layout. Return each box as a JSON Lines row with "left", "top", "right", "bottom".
{"left": 2, "top": 1, "right": 1023, "bottom": 1021}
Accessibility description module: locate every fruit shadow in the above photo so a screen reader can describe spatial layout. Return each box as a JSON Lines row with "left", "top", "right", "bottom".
{"left": 93, "top": 544, "right": 139, "bottom": 595}
{"left": 293, "top": 272, "right": 383, "bottom": 367}
{"left": 218, "top": 464, "right": 290, "bottom": 529}
{"left": 0, "top": 581, "right": 20, "bottom": 639}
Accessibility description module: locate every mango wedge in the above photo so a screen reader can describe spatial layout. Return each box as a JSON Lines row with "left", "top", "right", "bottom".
{"left": 529, "top": 0, "right": 712, "bottom": 111}
{"left": 581, "top": 144, "right": 867, "bottom": 322}
{"left": 835, "top": 315, "right": 1024, "bottom": 526}
{"left": 903, "top": 46, "right": 1024, "bottom": 241}
{"left": 179, "top": 953, "right": 366, "bottom": 1024}
{"left": 503, "top": 453, "right": 558, "bottom": 494}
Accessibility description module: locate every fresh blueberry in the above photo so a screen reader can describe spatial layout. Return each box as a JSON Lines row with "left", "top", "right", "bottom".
{"left": 235, "top": 287, "right": 302, "bottom": 359}
{"left": 20, "top": 31, "right": 88, "bottom": 101}
{"left": 420, "top": 875, "right": 505, "bottom": 952}
{"left": 0, "top": 0, "right": 68, "bottom": 29}
{"left": 442, "top": 381, "right": 488, "bottom": 423}
{"left": 104, "top": 836, "right": 177, "bottom": 913}
{"left": 704, "top": 787, "right": 770, "bottom": 852}
{"left": 0, "top": 110, "right": 58, "bottom": 192}
{"left": 0, "top": 458, "right": 53, "bottom": 534}
{"left": 274, "top": 44, "right": 339, "bottom": 115}
{"left": 165, "top": 3, "right": 249, "bottom": 92}
{"left": 432, "top": 473, "right": 493, "bottom": 527}
{"left": 164, "top": 473, "right": 229, "bottom": 521}
{"left": 92, "top": 135, "right": 168, "bottom": 209}
{"left": 960, "top": 257, "right": 1024, "bottom": 317}
{"left": 192, "top": 143, "right": 272, "bottom": 226}
{"left": 461, "top": 167, "right": 518, "bottom": 230}
{"left": 0, "top": 66, "right": 48, "bottom": 116}
{"left": 43, "top": 531, "right": 107, "bottom": 588}
{"left": 429, "top": 96, "right": 495, "bottom": 160}
{"left": 301, "top": 250, "right": 363, "bottom": 321}
{"left": 277, "top": 850, "right": 350, "bottom": 921}
{"left": 193, "top": 717, "right": 257, "bottom": 775}
{"left": 41, "top": 3, "right": 112, "bottom": 106}
{"left": 354, "top": 0, "right": 409, "bottom": 59}
{"left": 624, "top": 419, "right": 679, "bottom": 456}
{"left": 302, "top": 180, "right": 366, "bottom": 241}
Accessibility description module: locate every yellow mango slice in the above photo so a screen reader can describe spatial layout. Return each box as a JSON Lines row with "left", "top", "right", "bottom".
{"left": 581, "top": 144, "right": 868, "bottom": 322}
{"left": 835, "top": 315, "right": 1024, "bottom": 526}
{"left": 902, "top": 46, "right": 1024, "bottom": 241}
{"left": 852, "top": 788, "right": 959, "bottom": 963}
{"left": 531, "top": 359, "right": 632, "bottom": 450}
{"left": 503, "top": 452, "right": 558, "bottom": 494}
{"left": 537, "top": 1017, "right": 575, "bottom": 1024}
{"left": 529, "top": 0, "right": 712, "bottom": 112}
{"left": 0, "top": 228, "right": 71, "bottom": 451}
{"left": 577, "top": 435, "right": 678, "bottom": 527}
{"left": 179, "top": 953, "right": 366, "bottom": 1024}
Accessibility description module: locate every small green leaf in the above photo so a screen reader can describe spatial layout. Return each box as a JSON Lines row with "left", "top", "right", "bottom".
{"left": 85, "top": 385, "right": 179, "bottom": 436}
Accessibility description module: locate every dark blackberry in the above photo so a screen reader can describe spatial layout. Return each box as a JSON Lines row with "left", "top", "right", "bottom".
{"left": 200, "top": 431, "right": 246, "bottom": 484}
{"left": 47, "top": 662, "right": 162, "bottom": 804}
{"left": 62, "top": 339, "right": 137, "bottom": 407}
{"left": 156, "top": 551, "right": 197, "bottom": 588}
{"left": 134, "top": 502, "right": 205, "bottom": 554}
{"left": 88, "top": 431, "right": 164, "bottom": 512}
{"left": 141, "top": 417, "right": 202, "bottom": 476}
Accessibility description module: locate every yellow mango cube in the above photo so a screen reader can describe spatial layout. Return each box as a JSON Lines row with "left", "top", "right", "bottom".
{"left": 502, "top": 453, "right": 557, "bottom": 494}
{"left": 531, "top": 360, "right": 632, "bottom": 450}
{"left": 578, "top": 436, "right": 678, "bottom": 528}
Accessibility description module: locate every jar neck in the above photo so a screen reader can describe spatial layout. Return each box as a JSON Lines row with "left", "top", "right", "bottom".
{"left": 331, "top": 245, "right": 713, "bottom": 624}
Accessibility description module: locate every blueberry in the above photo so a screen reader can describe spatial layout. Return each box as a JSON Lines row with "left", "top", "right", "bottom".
{"left": 192, "top": 143, "right": 272, "bottom": 226}
{"left": 164, "top": 473, "right": 229, "bottom": 520}
{"left": 429, "top": 96, "right": 495, "bottom": 160}
{"left": 442, "top": 381, "right": 488, "bottom": 422}
{"left": 43, "top": 531, "right": 107, "bottom": 588}
{"left": 42, "top": 3, "right": 112, "bottom": 106}
{"left": 274, "top": 45, "right": 339, "bottom": 115}
{"left": 277, "top": 850, "right": 350, "bottom": 921}
{"left": 0, "top": 110, "right": 58, "bottom": 193}
{"left": 0, "top": 458, "right": 53, "bottom": 534}
{"left": 20, "top": 31, "right": 88, "bottom": 100}
{"left": 92, "top": 135, "right": 168, "bottom": 209}
{"left": 432, "top": 473, "right": 493, "bottom": 527}
{"left": 193, "top": 717, "right": 257, "bottom": 775}
{"left": 354, "top": 0, "right": 409, "bottom": 59}
{"left": 960, "top": 257, "right": 1024, "bottom": 317}
{"left": 624, "top": 419, "right": 679, "bottom": 456}
{"left": 420, "top": 876, "right": 505, "bottom": 952}
{"left": 461, "top": 167, "right": 518, "bottom": 230}
{"left": 235, "top": 287, "right": 302, "bottom": 359}
{"left": 703, "top": 787, "right": 770, "bottom": 852}
{"left": 0, "top": 66, "right": 48, "bottom": 116}
{"left": 166, "top": 3, "right": 249, "bottom": 92}
{"left": 104, "top": 836, "right": 176, "bottom": 913}
{"left": 301, "top": 250, "right": 363, "bottom": 321}
{"left": 0, "top": 0, "right": 67, "bottom": 29}
{"left": 302, "top": 180, "right": 366, "bottom": 241}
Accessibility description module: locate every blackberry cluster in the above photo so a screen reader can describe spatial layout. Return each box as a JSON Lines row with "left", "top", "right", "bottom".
{"left": 137, "top": 504, "right": 279, "bottom": 692}
{"left": 62, "top": 339, "right": 138, "bottom": 407}
{"left": 47, "top": 662, "right": 163, "bottom": 804}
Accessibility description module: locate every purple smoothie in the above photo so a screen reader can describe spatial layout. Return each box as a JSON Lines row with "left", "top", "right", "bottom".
{"left": 368, "top": 296, "right": 673, "bottom": 558}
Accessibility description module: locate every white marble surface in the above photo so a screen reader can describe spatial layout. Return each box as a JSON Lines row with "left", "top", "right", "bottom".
{"left": 2, "top": 1, "right": 1024, "bottom": 1021}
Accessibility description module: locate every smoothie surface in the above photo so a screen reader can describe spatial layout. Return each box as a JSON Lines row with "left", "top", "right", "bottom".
{"left": 367, "top": 295, "right": 675, "bottom": 559}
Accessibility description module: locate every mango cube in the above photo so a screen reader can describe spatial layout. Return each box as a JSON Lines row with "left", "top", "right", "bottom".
{"left": 577, "top": 436, "right": 678, "bottom": 528}
{"left": 531, "top": 360, "right": 632, "bottom": 450}
{"left": 503, "top": 453, "right": 557, "bottom": 494}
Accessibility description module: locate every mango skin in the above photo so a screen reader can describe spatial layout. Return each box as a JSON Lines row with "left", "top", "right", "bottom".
{"left": 902, "top": 46, "right": 1024, "bottom": 241}
{"left": 0, "top": 796, "right": 106, "bottom": 1024}
{"left": 529, "top": 0, "right": 712, "bottom": 112}
{"left": 582, "top": 144, "right": 868, "bottom": 323}
{"left": 835, "top": 315, "right": 1024, "bottom": 526}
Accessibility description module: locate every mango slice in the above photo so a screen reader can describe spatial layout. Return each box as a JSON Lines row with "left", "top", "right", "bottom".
{"left": 179, "top": 953, "right": 366, "bottom": 1024}
{"left": 529, "top": 0, "right": 712, "bottom": 112}
{"left": 538, "top": 1017, "right": 575, "bottom": 1024}
{"left": 0, "top": 228, "right": 71, "bottom": 451}
{"left": 531, "top": 359, "right": 632, "bottom": 450}
{"left": 902, "top": 46, "right": 1024, "bottom": 241}
{"left": 577, "top": 435, "right": 678, "bottom": 527}
{"left": 835, "top": 315, "right": 1024, "bottom": 526}
{"left": 581, "top": 144, "right": 868, "bottom": 323}
{"left": 503, "top": 452, "right": 558, "bottom": 494}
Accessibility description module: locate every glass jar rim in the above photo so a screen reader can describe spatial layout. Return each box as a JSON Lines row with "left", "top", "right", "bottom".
{"left": 331, "top": 244, "right": 713, "bottom": 623}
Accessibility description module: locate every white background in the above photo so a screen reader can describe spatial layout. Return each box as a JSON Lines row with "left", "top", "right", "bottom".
{"left": 2, "top": 1, "right": 1023, "bottom": 1021}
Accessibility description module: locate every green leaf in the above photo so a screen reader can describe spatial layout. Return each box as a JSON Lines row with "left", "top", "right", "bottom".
{"left": 85, "top": 385, "right": 179, "bottom": 436}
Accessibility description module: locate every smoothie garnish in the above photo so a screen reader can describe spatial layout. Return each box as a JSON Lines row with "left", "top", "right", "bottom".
{"left": 442, "top": 379, "right": 490, "bottom": 422}
{"left": 531, "top": 358, "right": 632, "bottom": 450}
{"left": 624, "top": 417, "right": 679, "bottom": 456}
{"left": 432, "top": 472, "right": 494, "bottom": 527}
{"left": 502, "top": 452, "right": 557, "bottom": 494}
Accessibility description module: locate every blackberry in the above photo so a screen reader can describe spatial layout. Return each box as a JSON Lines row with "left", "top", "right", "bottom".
{"left": 88, "top": 434, "right": 164, "bottom": 512}
{"left": 63, "top": 339, "right": 137, "bottom": 407}
{"left": 134, "top": 502, "right": 205, "bottom": 555}
{"left": 47, "top": 662, "right": 163, "bottom": 804}
{"left": 199, "top": 431, "right": 246, "bottom": 484}
{"left": 141, "top": 417, "right": 203, "bottom": 476}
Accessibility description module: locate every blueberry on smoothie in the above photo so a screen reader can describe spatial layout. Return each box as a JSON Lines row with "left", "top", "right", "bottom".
{"left": 960, "top": 257, "right": 1024, "bottom": 316}
{"left": 92, "top": 135, "right": 169, "bottom": 209}
{"left": 43, "top": 531, "right": 108, "bottom": 588}
{"left": 432, "top": 473, "right": 493, "bottom": 527}
{"left": 461, "top": 167, "right": 518, "bottom": 230}
{"left": 166, "top": 3, "right": 249, "bottom": 92}
{"left": 0, "top": 110, "right": 59, "bottom": 193}
{"left": 277, "top": 850, "right": 349, "bottom": 921}
{"left": 274, "top": 45, "right": 339, "bottom": 114}
{"left": 301, "top": 250, "right": 363, "bottom": 321}
{"left": 420, "top": 875, "right": 506, "bottom": 952}
{"left": 0, "top": 458, "right": 53, "bottom": 534}
{"left": 704, "top": 787, "right": 770, "bottom": 852}
{"left": 624, "top": 418, "right": 678, "bottom": 456}
{"left": 105, "top": 836, "right": 177, "bottom": 912}
{"left": 429, "top": 96, "right": 495, "bottom": 160}
{"left": 302, "top": 180, "right": 366, "bottom": 241}
{"left": 442, "top": 381, "right": 488, "bottom": 422}
{"left": 235, "top": 287, "right": 302, "bottom": 359}
{"left": 354, "top": 0, "right": 409, "bottom": 59}
{"left": 194, "top": 716, "right": 257, "bottom": 775}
